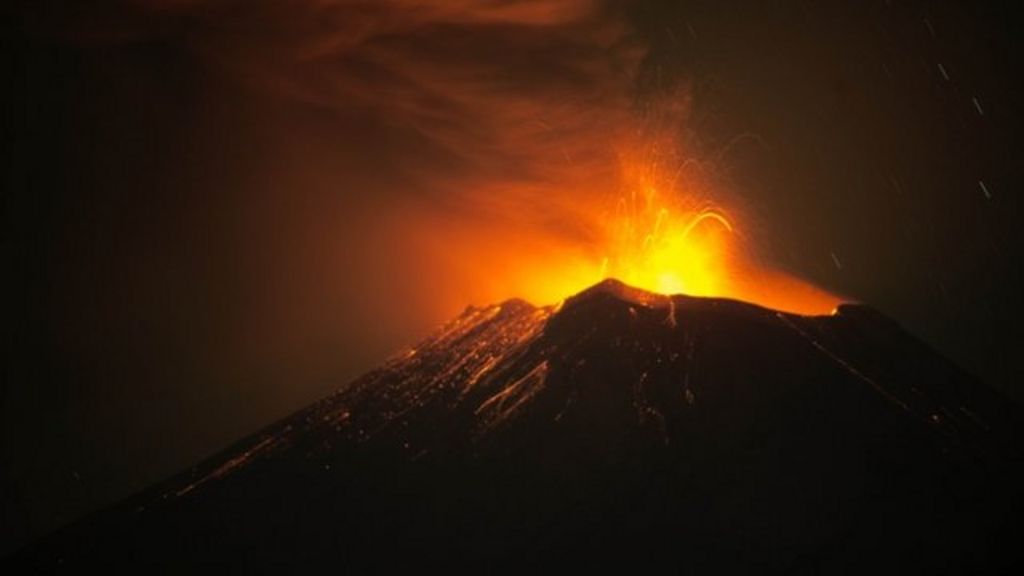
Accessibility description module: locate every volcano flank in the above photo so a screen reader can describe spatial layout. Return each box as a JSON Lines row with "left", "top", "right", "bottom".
{"left": 13, "top": 280, "right": 1024, "bottom": 571}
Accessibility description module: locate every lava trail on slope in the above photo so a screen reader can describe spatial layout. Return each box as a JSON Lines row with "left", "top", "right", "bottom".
{"left": 14, "top": 280, "right": 1024, "bottom": 571}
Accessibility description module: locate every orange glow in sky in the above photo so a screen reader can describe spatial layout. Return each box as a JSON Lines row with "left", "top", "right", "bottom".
{"left": 466, "top": 143, "right": 843, "bottom": 316}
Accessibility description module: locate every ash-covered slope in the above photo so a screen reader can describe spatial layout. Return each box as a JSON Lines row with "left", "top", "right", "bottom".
{"left": 14, "top": 280, "right": 1024, "bottom": 571}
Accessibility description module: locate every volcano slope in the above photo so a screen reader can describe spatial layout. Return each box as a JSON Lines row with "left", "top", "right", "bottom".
{"left": 13, "top": 280, "right": 1024, "bottom": 571}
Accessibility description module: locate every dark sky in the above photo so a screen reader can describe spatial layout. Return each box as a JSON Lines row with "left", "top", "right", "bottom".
{"left": 4, "top": 0, "right": 1023, "bottom": 553}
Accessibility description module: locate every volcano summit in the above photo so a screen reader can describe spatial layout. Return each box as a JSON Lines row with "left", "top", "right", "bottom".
{"left": 13, "top": 280, "right": 1024, "bottom": 571}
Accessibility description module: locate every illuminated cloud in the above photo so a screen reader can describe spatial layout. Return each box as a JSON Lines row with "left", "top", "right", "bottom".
{"left": 43, "top": 0, "right": 837, "bottom": 314}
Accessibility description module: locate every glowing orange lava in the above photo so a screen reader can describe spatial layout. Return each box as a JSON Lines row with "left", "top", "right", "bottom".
{"left": 511, "top": 146, "right": 842, "bottom": 316}
{"left": 601, "top": 190, "right": 734, "bottom": 300}
{"left": 413, "top": 130, "right": 841, "bottom": 319}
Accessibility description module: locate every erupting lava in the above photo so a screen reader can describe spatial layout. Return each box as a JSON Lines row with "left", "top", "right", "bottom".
{"left": 600, "top": 190, "right": 735, "bottom": 300}
{"left": 591, "top": 142, "right": 739, "bottom": 301}
{"left": 419, "top": 128, "right": 840, "bottom": 318}
{"left": 524, "top": 144, "right": 843, "bottom": 316}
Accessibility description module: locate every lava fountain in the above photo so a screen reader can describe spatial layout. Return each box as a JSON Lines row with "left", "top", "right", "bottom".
{"left": 513, "top": 139, "right": 842, "bottom": 316}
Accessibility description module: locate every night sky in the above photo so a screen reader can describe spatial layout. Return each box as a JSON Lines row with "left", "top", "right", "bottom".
{"left": 5, "top": 0, "right": 1023, "bottom": 553}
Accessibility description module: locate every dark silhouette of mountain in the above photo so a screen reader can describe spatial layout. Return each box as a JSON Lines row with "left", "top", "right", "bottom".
{"left": 11, "top": 280, "right": 1024, "bottom": 571}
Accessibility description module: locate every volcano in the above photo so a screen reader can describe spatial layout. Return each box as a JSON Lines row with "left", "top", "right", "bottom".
{"left": 13, "top": 280, "right": 1024, "bottom": 571}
